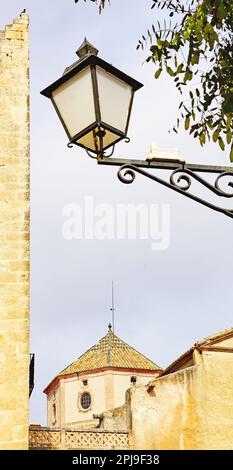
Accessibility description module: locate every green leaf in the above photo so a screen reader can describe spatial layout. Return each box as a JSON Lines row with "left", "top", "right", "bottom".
{"left": 166, "top": 66, "right": 175, "bottom": 77}
{"left": 183, "top": 29, "right": 191, "bottom": 40}
{"left": 216, "top": 2, "right": 226, "bottom": 20}
{"left": 227, "top": 130, "right": 232, "bottom": 145}
{"left": 157, "top": 38, "right": 163, "bottom": 50}
{"left": 226, "top": 115, "right": 232, "bottom": 131}
{"left": 184, "top": 69, "right": 193, "bottom": 82}
{"left": 209, "top": 31, "right": 219, "bottom": 49}
{"left": 222, "top": 93, "right": 233, "bottom": 114}
{"left": 199, "top": 133, "right": 206, "bottom": 146}
{"left": 176, "top": 64, "right": 184, "bottom": 74}
{"left": 230, "top": 145, "right": 233, "bottom": 162}
{"left": 213, "top": 129, "right": 220, "bottom": 142}
{"left": 185, "top": 115, "right": 190, "bottom": 130}
{"left": 154, "top": 68, "right": 162, "bottom": 79}
{"left": 218, "top": 136, "right": 225, "bottom": 151}
{"left": 191, "top": 53, "right": 199, "bottom": 65}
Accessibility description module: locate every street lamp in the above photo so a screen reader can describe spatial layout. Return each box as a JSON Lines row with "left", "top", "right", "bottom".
{"left": 41, "top": 39, "right": 143, "bottom": 157}
{"left": 41, "top": 40, "right": 233, "bottom": 219}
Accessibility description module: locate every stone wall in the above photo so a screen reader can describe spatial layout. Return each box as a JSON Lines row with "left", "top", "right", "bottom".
{"left": 97, "top": 404, "right": 129, "bottom": 431}
{"left": 0, "top": 13, "right": 30, "bottom": 450}
{"left": 96, "top": 342, "right": 233, "bottom": 449}
{"left": 29, "top": 427, "right": 129, "bottom": 450}
{"left": 127, "top": 348, "right": 233, "bottom": 450}
{"left": 128, "top": 365, "right": 201, "bottom": 450}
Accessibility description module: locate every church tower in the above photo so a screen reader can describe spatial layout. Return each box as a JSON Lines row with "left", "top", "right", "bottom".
{"left": 44, "top": 326, "right": 162, "bottom": 429}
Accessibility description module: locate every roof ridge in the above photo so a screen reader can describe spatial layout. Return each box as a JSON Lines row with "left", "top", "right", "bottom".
{"left": 195, "top": 326, "right": 233, "bottom": 346}
{"left": 59, "top": 331, "right": 119, "bottom": 375}
{"left": 58, "top": 330, "right": 161, "bottom": 378}
{"left": 160, "top": 326, "right": 233, "bottom": 377}
{"left": 110, "top": 333, "right": 160, "bottom": 368}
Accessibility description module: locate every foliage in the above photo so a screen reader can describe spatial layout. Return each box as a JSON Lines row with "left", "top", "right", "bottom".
{"left": 138, "top": 0, "right": 233, "bottom": 160}
{"left": 75, "top": 0, "right": 108, "bottom": 14}
{"left": 76, "top": 0, "right": 233, "bottom": 160}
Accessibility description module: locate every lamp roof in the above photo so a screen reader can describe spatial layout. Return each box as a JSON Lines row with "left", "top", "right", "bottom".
{"left": 41, "top": 48, "right": 143, "bottom": 98}
{"left": 76, "top": 38, "right": 99, "bottom": 59}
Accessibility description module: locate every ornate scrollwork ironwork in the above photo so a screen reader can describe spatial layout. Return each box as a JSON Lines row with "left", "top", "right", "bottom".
{"left": 170, "top": 169, "right": 191, "bottom": 191}
{"left": 85, "top": 148, "right": 98, "bottom": 159}
{"left": 103, "top": 144, "right": 115, "bottom": 158}
{"left": 84, "top": 144, "right": 116, "bottom": 160}
{"left": 68, "top": 141, "right": 116, "bottom": 159}
{"left": 170, "top": 168, "right": 233, "bottom": 198}
{"left": 214, "top": 172, "right": 233, "bottom": 197}
{"left": 117, "top": 164, "right": 233, "bottom": 219}
{"left": 117, "top": 167, "right": 135, "bottom": 184}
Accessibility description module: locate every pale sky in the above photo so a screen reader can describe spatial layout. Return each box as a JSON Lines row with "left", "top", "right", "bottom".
{"left": 1, "top": 1, "right": 233, "bottom": 425}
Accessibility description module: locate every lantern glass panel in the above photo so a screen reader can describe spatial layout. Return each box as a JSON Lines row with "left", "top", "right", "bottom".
{"left": 77, "top": 127, "right": 121, "bottom": 152}
{"left": 96, "top": 66, "right": 133, "bottom": 134}
{"left": 52, "top": 66, "right": 95, "bottom": 139}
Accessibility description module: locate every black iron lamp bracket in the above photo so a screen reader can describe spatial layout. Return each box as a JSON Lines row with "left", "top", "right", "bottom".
{"left": 97, "top": 156, "right": 233, "bottom": 219}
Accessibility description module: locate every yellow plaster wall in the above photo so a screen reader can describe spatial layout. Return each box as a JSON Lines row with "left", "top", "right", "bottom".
{"left": 197, "top": 350, "right": 233, "bottom": 449}
{"left": 209, "top": 337, "right": 233, "bottom": 348}
{"left": 112, "top": 371, "right": 159, "bottom": 409}
{"left": 128, "top": 348, "right": 233, "bottom": 450}
{"left": 128, "top": 365, "right": 200, "bottom": 450}
{"left": 47, "top": 386, "right": 61, "bottom": 428}
{"left": 0, "top": 13, "right": 30, "bottom": 450}
{"left": 61, "top": 373, "right": 106, "bottom": 426}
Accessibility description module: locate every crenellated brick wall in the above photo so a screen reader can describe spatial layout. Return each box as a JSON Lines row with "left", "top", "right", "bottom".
{"left": 0, "top": 13, "right": 30, "bottom": 450}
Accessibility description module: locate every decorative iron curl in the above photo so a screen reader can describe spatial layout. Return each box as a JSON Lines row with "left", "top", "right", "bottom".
{"left": 85, "top": 148, "right": 98, "bottom": 159}
{"left": 170, "top": 170, "right": 191, "bottom": 191}
{"left": 117, "top": 165, "right": 136, "bottom": 184}
{"left": 85, "top": 145, "right": 116, "bottom": 160}
{"left": 67, "top": 142, "right": 74, "bottom": 148}
{"left": 170, "top": 168, "right": 233, "bottom": 198}
{"left": 117, "top": 164, "right": 233, "bottom": 219}
{"left": 103, "top": 145, "right": 115, "bottom": 158}
{"left": 214, "top": 172, "right": 233, "bottom": 197}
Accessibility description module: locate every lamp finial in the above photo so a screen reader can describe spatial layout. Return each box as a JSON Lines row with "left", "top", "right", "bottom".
{"left": 76, "top": 38, "right": 99, "bottom": 59}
